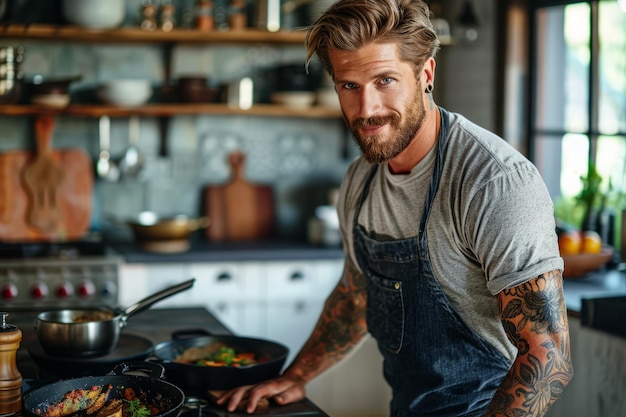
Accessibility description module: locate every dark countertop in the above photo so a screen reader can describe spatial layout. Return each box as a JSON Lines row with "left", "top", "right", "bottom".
{"left": 106, "top": 239, "right": 345, "bottom": 264}
{"left": 563, "top": 267, "right": 626, "bottom": 314}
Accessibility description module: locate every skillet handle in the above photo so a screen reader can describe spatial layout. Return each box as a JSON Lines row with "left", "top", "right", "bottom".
{"left": 171, "top": 328, "right": 214, "bottom": 340}
{"left": 109, "top": 361, "right": 166, "bottom": 379}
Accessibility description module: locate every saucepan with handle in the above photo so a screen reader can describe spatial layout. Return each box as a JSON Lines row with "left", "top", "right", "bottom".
{"left": 34, "top": 279, "right": 195, "bottom": 358}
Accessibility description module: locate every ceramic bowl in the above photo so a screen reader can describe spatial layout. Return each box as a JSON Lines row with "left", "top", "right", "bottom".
{"left": 62, "top": 0, "right": 125, "bottom": 29}
{"left": 271, "top": 91, "right": 316, "bottom": 108}
{"left": 31, "top": 93, "right": 70, "bottom": 109}
{"left": 97, "top": 80, "right": 153, "bottom": 107}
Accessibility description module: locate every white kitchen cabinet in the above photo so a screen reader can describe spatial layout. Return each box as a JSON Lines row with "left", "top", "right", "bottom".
{"left": 188, "top": 262, "right": 265, "bottom": 301}
{"left": 188, "top": 262, "right": 267, "bottom": 335}
{"left": 265, "top": 299, "right": 325, "bottom": 365}
{"left": 144, "top": 264, "right": 195, "bottom": 307}
{"left": 262, "top": 259, "right": 343, "bottom": 364}
{"left": 118, "top": 262, "right": 193, "bottom": 307}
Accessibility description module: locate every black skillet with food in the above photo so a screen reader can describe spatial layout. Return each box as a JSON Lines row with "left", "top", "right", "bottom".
{"left": 150, "top": 329, "right": 289, "bottom": 393}
{"left": 22, "top": 362, "right": 184, "bottom": 417}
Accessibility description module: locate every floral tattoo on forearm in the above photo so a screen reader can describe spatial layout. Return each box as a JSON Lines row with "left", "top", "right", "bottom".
{"left": 487, "top": 271, "right": 573, "bottom": 416}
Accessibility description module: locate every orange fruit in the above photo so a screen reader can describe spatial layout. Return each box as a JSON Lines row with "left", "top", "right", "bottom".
{"left": 558, "top": 230, "right": 582, "bottom": 255}
{"left": 581, "top": 230, "right": 603, "bottom": 254}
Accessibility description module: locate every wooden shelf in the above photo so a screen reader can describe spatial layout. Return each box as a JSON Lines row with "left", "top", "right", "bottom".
{"left": 0, "top": 25, "right": 342, "bottom": 121}
{"left": 0, "top": 24, "right": 308, "bottom": 45}
{"left": 0, "top": 103, "right": 343, "bottom": 119}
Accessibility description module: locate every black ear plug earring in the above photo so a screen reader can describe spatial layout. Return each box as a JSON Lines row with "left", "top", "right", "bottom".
{"left": 425, "top": 84, "right": 433, "bottom": 93}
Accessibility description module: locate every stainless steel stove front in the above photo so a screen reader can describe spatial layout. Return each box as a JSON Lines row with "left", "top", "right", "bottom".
{"left": 0, "top": 256, "right": 121, "bottom": 311}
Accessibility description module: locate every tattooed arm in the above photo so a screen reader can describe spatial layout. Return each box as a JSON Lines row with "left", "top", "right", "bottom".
{"left": 217, "top": 258, "right": 368, "bottom": 414}
{"left": 486, "top": 270, "right": 574, "bottom": 417}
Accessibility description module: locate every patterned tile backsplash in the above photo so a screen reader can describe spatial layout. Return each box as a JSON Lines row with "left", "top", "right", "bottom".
{"left": 0, "top": 27, "right": 358, "bottom": 240}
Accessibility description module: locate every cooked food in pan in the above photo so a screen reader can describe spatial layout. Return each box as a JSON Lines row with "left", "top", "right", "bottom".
{"left": 173, "top": 343, "right": 263, "bottom": 367}
{"left": 36, "top": 385, "right": 165, "bottom": 417}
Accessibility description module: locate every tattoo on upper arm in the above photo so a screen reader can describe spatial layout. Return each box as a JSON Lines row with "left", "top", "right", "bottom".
{"left": 488, "top": 271, "right": 573, "bottom": 416}
{"left": 500, "top": 273, "right": 568, "bottom": 337}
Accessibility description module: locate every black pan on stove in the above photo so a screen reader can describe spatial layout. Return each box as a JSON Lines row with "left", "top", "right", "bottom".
{"left": 22, "top": 362, "right": 184, "bottom": 417}
{"left": 27, "top": 333, "right": 154, "bottom": 378}
{"left": 151, "top": 329, "right": 289, "bottom": 394}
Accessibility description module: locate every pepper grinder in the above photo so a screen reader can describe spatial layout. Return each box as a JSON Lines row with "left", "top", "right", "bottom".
{"left": 0, "top": 312, "right": 21, "bottom": 416}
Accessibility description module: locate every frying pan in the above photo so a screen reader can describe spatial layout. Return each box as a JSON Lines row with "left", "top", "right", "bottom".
{"left": 34, "top": 279, "right": 195, "bottom": 358}
{"left": 22, "top": 362, "right": 184, "bottom": 417}
{"left": 151, "top": 329, "right": 289, "bottom": 393}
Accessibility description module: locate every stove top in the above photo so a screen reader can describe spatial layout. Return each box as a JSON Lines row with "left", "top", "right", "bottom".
{"left": 0, "top": 236, "right": 107, "bottom": 260}
{"left": 10, "top": 308, "right": 328, "bottom": 417}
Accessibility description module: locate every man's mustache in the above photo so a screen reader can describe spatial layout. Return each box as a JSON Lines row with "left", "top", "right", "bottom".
{"left": 351, "top": 115, "right": 399, "bottom": 130}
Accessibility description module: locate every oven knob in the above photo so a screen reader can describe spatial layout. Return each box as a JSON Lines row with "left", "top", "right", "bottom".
{"left": 30, "top": 283, "right": 49, "bottom": 300}
{"left": 55, "top": 282, "right": 74, "bottom": 298}
{"left": 101, "top": 281, "right": 117, "bottom": 299}
{"left": 77, "top": 281, "right": 96, "bottom": 298}
{"left": 1, "top": 283, "right": 18, "bottom": 300}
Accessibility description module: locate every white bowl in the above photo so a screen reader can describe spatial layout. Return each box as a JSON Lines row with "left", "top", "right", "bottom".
{"left": 271, "top": 91, "right": 316, "bottom": 108}
{"left": 62, "top": 0, "right": 125, "bottom": 29}
{"left": 316, "top": 88, "right": 340, "bottom": 109}
{"left": 97, "top": 80, "right": 153, "bottom": 107}
{"left": 31, "top": 93, "right": 70, "bottom": 109}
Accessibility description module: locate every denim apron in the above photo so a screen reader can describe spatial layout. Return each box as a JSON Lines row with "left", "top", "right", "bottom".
{"left": 353, "top": 108, "right": 511, "bottom": 417}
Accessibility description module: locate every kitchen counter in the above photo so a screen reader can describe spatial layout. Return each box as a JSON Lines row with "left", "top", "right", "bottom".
{"left": 562, "top": 267, "right": 626, "bottom": 314}
{"left": 106, "top": 239, "right": 344, "bottom": 264}
{"left": 14, "top": 307, "right": 330, "bottom": 417}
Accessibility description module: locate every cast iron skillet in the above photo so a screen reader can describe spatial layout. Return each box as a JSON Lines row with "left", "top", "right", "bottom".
{"left": 150, "top": 329, "right": 289, "bottom": 394}
{"left": 22, "top": 362, "right": 185, "bottom": 417}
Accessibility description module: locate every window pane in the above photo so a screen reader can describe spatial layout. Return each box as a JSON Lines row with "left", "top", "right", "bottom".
{"left": 597, "top": 135, "right": 626, "bottom": 194}
{"left": 534, "top": 4, "right": 590, "bottom": 132}
{"left": 560, "top": 133, "right": 590, "bottom": 198}
{"left": 548, "top": 133, "right": 589, "bottom": 227}
{"left": 598, "top": 2, "right": 626, "bottom": 134}
{"left": 533, "top": 133, "right": 589, "bottom": 200}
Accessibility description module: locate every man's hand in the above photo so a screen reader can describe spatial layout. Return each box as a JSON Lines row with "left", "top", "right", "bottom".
{"left": 215, "top": 375, "right": 306, "bottom": 414}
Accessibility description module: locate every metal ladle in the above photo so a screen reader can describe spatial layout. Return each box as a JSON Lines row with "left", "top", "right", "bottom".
{"left": 119, "top": 116, "right": 144, "bottom": 178}
{"left": 96, "top": 115, "right": 120, "bottom": 182}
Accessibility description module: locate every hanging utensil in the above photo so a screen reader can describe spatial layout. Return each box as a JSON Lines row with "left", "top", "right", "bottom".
{"left": 119, "top": 115, "right": 144, "bottom": 179}
{"left": 96, "top": 115, "right": 120, "bottom": 182}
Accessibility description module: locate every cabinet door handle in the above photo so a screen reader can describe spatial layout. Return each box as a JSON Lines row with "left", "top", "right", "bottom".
{"left": 290, "top": 271, "right": 304, "bottom": 281}
{"left": 216, "top": 272, "right": 232, "bottom": 282}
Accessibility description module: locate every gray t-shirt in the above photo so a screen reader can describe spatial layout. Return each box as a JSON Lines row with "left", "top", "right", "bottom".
{"left": 337, "top": 110, "right": 564, "bottom": 360}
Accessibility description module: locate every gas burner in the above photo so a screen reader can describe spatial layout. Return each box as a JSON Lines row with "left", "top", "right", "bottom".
{"left": 180, "top": 397, "right": 220, "bottom": 417}
{"left": 183, "top": 397, "right": 209, "bottom": 409}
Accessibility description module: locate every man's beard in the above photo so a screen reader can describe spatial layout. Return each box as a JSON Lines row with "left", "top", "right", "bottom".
{"left": 347, "top": 89, "right": 426, "bottom": 164}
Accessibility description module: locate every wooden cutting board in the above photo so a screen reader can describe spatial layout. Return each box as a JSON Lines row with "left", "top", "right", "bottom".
{"left": 0, "top": 117, "right": 93, "bottom": 242}
{"left": 204, "top": 152, "right": 275, "bottom": 241}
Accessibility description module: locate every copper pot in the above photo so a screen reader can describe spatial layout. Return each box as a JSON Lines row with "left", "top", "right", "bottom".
{"left": 128, "top": 211, "right": 210, "bottom": 253}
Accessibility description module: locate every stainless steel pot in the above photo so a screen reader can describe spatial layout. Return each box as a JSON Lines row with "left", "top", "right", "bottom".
{"left": 34, "top": 278, "right": 195, "bottom": 358}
